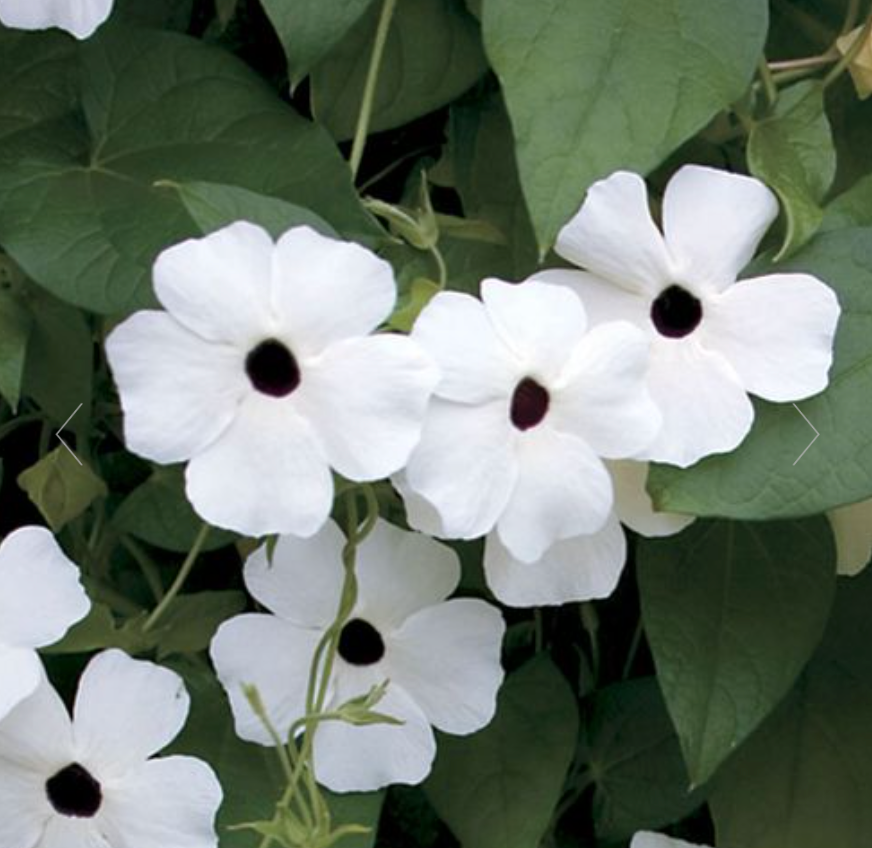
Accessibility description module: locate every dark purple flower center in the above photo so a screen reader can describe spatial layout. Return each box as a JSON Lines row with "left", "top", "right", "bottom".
{"left": 510, "top": 377, "right": 550, "bottom": 430}
{"left": 245, "top": 339, "right": 300, "bottom": 397}
{"left": 46, "top": 763, "right": 102, "bottom": 818}
{"left": 650, "top": 285, "right": 703, "bottom": 338}
{"left": 338, "top": 618, "right": 385, "bottom": 666}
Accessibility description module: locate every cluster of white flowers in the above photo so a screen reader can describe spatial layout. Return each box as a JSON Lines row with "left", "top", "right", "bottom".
{"left": 0, "top": 145, "right": 855, "bottom": 839}
{"left": 0, "top": 530, "right": 221, "bottom": 848}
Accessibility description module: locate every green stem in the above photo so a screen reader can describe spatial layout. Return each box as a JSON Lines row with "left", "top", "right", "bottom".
{"left": 768, "top": 52, "right": 838, "bottom": 72}
{"left": 142, "top": 522, "right": 209, "bottom": 632}
{"left": 580, "top": 602, "right": 600, "bottom": 684}
{"left": 348, "top": 0, "right": 400, "bottom": 180}
{"left": 843, "top": 0, "right": 862, "bottom": 34}
{"left": 120, "top": 535, "right": 165, "bottom": 603}
{"left": 429, "top": 244, "right": 448, "bottom": 289}
{"left": 825, "top": 3, "right": 872, "bottom": 88}
{"left": 621, "top": 617, "right": 644, "bottom": 681}
{"left": 757, "top": 56, "right": 778, "bottom": 109}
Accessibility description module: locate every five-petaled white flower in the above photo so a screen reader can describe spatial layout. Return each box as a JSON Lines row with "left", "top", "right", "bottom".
{"left": 0, "top": 649, "right": 222, "bottom": 848}
{"left": 107, "top": 222, "right": 438, "bottom": 539}
{"left": 632, "top": 833, "right": 709, "bottom": 848}
{"left": 399, "top": 460, "right": 692, "bottom": 607}
{"left": 539, "top": 165, "right": 841, "bottom": 467}
{"left": 210, "top": 518, "right": 505, "bottom": 792}
{"left": 0, "top": 0, "right": 113, "bottom": 38}
{"left": 0, "top": 526, "right": 89, "bottom": 722}
{"left": 401, "top": 277, "right": 662, "bottom": 566}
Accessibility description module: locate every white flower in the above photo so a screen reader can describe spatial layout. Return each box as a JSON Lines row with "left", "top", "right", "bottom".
{"left": 401, "top": 277, "right": 662, "bottom": 566}
{"left": 539, "top": 165, "right": 841, "bottom": 467}
{"left": 210, "top": 518, "right": 505, "bottom": 792}
{"left": 0, "top": 0, "right": 113, "bottom": 38}
{"left": 631, "top": 832, "right": 709, "bottom": 848}
{"left": 0, "top": 526, "right": 89, "bottom": 722}
{"left": 400, "top": 460, "right": 692, "bottom": 607}
{"left": 0, "top": 649, "right": 222, "bottom": 848}
{"left": 828, "top": 498, "right": 872, "bottom": 576}
{"left": 106, "top": 222, "right": 438, "bottom": 538}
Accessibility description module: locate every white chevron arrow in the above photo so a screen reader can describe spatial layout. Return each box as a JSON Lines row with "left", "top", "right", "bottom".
{"left": 792, "top": 403, "right": 819, "bottom": 466}
{"left": 56, "top": 403, "right": 83, "bottom": 466}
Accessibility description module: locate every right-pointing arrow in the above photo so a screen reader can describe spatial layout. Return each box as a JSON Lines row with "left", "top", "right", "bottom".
{"left": 792, "top": 403, "right": 819, "bottom": 466}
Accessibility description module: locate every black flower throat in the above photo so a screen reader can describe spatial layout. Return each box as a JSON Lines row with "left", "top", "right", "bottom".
{"left": 46, "top": 762, "right": 102, "bottom": 818}
{"left": 246, "top": 338, "right": 301, "bottom": 397}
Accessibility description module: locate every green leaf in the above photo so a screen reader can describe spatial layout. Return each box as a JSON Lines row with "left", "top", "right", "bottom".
{"left": 113, "top": 466, "right": 236, "bottom": 553}
{"left": 638, "top": 517, "right": 836, "bottom": 787}
{"left": 153, "top": 591, "right": 246, "bottom": 659}
{"left": 648, "top": 228, "right": 872, "bottom": 520}
{"left": 748, "top": 81, "right": 835, "bottom": 258}
{"left": 260, "top": 0, "right": 378, "bottom": 86}
{"left": 0, "top": 30, "right": 77, "bottom": 145}
{"left": 21, "top": 291, "right": 92, "bottom": 434}
{"left": 45, "top": 602, "right": 145, "bottom": 654}
{"left": 710, "top": 567, "right": 872, "bottom": 848}
{"left": 168, "top": 661, "right": 384, "bottom": 847}
{"left": 482, "top": 0, "right": 768, "bottom": 251}
{"left": 311, "top": 0, "right": 488, "bottom": 141}
{"left": 17, "top": 446, "right": 108, "bottom": 532}
{"left": 822, "top": 170, "right": 872, "bottom": 231}
{"left": 579, "top": 677, "right": 702, "bottom": 841}
{"left": 162, "top": 181, "right": 338, "bottom": 240}
{"left": 424, "top": 655, "right": 578, "bottom": 848}
{"left": 0, "top": 291, "right": 32, "bottom": 411}
{"left": 0, "top": 25, "right": 374, "bottom": 315}
{"left": 443, "top": 92, "right": 538, "bottom": 288}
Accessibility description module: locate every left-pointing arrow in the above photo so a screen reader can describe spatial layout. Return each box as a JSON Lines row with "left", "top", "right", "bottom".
{"left": 56, "top": 403, "right": 83, "bottom": 466}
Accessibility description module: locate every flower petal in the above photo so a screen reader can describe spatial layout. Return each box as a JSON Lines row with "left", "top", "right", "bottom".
{"left": 404, "top": 398, "right": 518, "bottom": 540}
{"left": 484, "top": 514, "right": 627, "bottom": 607}
{"left": 480, "top": 279, "right": 588, "bottom": 381}
{"left": 73, "top": 650, "right": 189, "bottom": 779}
{"left": 210, "top": 614, "right": 318, "bottom": 746}
{"left": 550, "top": 321, "right": 661, "bottom": 457}
{"left": 535, "top": 269, "right": 652, "bottom": 330}
{"left": 555, "top": 171, "right": 672, "bottom": 295}
{"left": 498, "top": 428, "right": 613, "bottom": 563}
{"left": 0, "top": 758, "right": 46, "bottom": 848}
{"left": 0, "top": 0, "right": 113, "bottom": 38}
{"left": 243, "top": 525, "right": 345, "bottom": 628}
{"left": 608, "top": 460, "right": 695, "bottom": 538}
{"left": 185, "top": 393, "right": 333, "bottom": 537}
{"left": 701, "top": 273, "right": 840, "bottom": 401}
{"left": 100, "top": 756, "right": 222, "bottom": 848}
{"left": 641, "top": 339, "right": 754, "bottom": 468}
{"left": 272, "top": 226, "right": 396, "bottom": 356}
{"left": 39, "top": 817, "right": 105, "bottom": 848}
{"left": 296, "top": 335, "right": 438, "bottom": 481}
{"left": 392, "top": 474, "right": 448, "bottom": 538}
{"left": 662, "top": 165, "right": 779, "bottom": 291}
{"left": 106, "top": 311, "right": 247, "bottom": 464}
{"left": 389, "top": 599, "right": 504, "bottom": 734}
{"left": 0, "top": 646, "right": 42, "bottom": 725}
{"left": 0, "top": 526, "right": 89, "bottom": 648}
{"left": 354, "top": 520, "right": 460, "bottom": 631}
{"left": 0, "top": 675, "right": 74, "bottom": 773}
{"left": 153, "top": 221, "right": 275, "bottom": 348}
{"left": 314, "top": 679, "right": 435, "bottom": 792}
{"left": 828, "top": 498, "right": 872, "bottom": 576}
{"left": 411, "top": 291, "right": 517, "bottom": 403}
{"left": 631, "top": 832, "right": 708, "bottom": 848}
